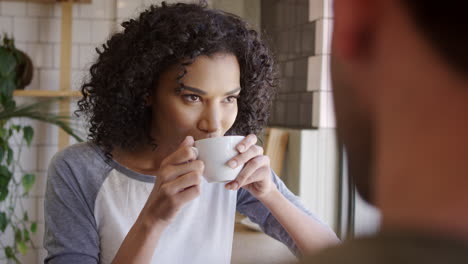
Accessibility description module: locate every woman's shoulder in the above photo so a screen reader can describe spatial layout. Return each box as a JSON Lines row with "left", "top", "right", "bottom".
{"left": 52, "top": 142, "right": 104, "bottom": 164}
{"left": 49, "top": 142, "right": 112, "bottom": 176}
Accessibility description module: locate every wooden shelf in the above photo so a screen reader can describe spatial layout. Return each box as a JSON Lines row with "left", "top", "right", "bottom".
{"left": 13, "top": 90, "right": 81, "bottom": 98}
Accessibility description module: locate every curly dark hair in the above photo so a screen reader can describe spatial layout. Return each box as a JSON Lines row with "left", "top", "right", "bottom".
{"left": 76, "top": 1, "right": 277, "bottom": 156}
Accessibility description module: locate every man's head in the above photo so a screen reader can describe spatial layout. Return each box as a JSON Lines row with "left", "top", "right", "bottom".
{"left": 331, "top": 0, "right": 468, "bottom": 204}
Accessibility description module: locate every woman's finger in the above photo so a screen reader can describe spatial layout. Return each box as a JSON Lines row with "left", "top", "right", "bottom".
{"left": 160, "top": 160, "right": 204, "bottom": 182}
{"left": 227, "top": 155, "right": 269, "bottom": 190}
{"left": 161, "top": 136, "right": 198, "bottom": 166}
{"left": 227, "top": 144, "right": 263, "bottom": 169}
{"left": 239, "top": 167, "right": 268, "bottom": 186}
{"left": 236, "top": 134, "right": 257, "bottom": 153}
{"left": 164, "top": 170, "right": 203, "bottom": 194}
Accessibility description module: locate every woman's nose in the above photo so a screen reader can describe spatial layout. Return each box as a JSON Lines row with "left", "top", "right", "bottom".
{"left": 198, "top": 105, "right": 221, "bottom": 134}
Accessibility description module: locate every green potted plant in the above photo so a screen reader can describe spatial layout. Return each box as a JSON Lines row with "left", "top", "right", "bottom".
{"left": 0, "top": 34, "right": 82, "bottom": 263}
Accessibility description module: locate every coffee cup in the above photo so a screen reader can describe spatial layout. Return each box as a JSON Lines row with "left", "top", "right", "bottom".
{"left": 194, "top": 136, "right": 245, "bottom": 183}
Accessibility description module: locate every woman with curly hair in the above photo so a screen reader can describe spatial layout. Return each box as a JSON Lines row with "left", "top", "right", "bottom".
{"left": 44, "top": 1, "right": 339, "bottom": 263}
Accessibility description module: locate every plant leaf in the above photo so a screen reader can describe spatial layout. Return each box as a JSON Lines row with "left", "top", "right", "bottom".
{"left": 7, "top": 146, "right": 13, "bottom": 165}
{"left": 11, "top": 124, "right": 21, "bottom": 132}
{"left": 17, "top": 240, "right": 27, "bottom": 255}
{"left": 0, "top": 187, "right": 8, "bottom": 201}
{"left": 0, "top": 211, "right": 7, "bottom": 232}
{"left": 0, "top": 127, "right": 6, "bottom": 137}
{"left": 15, "top": 228, "right": 22, "bottom": 241}
{"left": 0, "top": 47, "right": 17, "bottom": 76}
{"left": 0, "top": 78, "right": 16, "bottom": 101}
{"left": 30, "top": 222, "right": 37, "bottom": 233}
{"left": 23, "top": 126, "right": 34, "bottom": 146}
{"left": 0, "top": 166, "right": 12, "bottom": 201}
{"left": 0, "top": 165, "right": 12, "bottom": 183}
{"left": 0, "top": 145, "right": 4, "bottom": 163}
{"left": 4, "top": 246, "right": 14, "bottom": 258}
{"left": 23, "top": 211, "right": 29, "bottom": 222}
{"left": 23, "top": 229, "right": 30, "bottom": 242}
{"left": 22, "top": 173, "right": 35, "bottom": 194}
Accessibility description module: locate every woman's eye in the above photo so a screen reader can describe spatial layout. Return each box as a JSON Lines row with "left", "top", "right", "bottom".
{"left": 224, "top": 96, "right": 239, "bottom": 103}
{"left": 183, "top": 94, "right": 201, "bottom": 102}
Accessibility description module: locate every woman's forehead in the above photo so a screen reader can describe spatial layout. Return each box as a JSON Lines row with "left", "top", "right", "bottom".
{"left": 159, "top": 53, "right": 241, "bottom": 94}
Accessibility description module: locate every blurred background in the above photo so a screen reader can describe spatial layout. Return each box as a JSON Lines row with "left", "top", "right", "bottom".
{"left": 0, "top": 0, "right": 380, "bottom": 263}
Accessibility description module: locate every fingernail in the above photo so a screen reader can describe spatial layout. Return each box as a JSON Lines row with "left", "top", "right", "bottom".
{"left": 237, "top": 144, "right": 245, "bottom": 153}
{"left": 228, "top": 160, "right": 237, "bottom": 168}
{"left": 232, "top": 182, "right": 239, "bottom": 190}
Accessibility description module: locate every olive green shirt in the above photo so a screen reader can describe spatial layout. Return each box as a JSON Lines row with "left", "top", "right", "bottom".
{"left": 302, "top": 231, "right": 468, "bottom": 264}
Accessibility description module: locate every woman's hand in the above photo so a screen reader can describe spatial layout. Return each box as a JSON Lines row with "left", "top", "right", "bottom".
{"left": 142, "top": 136, "right": 203, "bottom": 227}
{"left": 225, "top": 134, "right": 275, "bottom": 199}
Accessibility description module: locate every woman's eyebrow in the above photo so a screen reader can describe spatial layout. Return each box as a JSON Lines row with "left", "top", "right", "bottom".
{"left": 179, "top": 86, "right": 241, "bottom": 96}
{"left": 179, "top": 85, "right": 207, "bottom": 95}
{"left": 225, "top": 87, "right": 241, "bottom": 96}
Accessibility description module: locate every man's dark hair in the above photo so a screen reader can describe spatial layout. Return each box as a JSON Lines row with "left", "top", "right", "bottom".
{"left": 76, "top": 1, "right": 277, "bottom": 156}
{"left": 402, "top": 1, "right": 468, "bottom": 76}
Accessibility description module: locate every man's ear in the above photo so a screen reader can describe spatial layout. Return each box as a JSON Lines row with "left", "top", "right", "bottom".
{"left": 332, "top": 0, "right": 378, "bottom": 61}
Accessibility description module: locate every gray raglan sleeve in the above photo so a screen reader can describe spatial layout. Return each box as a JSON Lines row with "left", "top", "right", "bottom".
{"left": 44, "top": 150, "right": 101, "bottom": 264}
{"left": 236, "top": 170, "right": 334, "bottom": 256}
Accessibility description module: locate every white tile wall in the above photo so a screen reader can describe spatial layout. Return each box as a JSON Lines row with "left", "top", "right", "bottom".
{"left": 315, "top": 18, "right": 332, "bottom": 55}
{"left": 307, "top": 55, "right": 331, "bottom": 91}
{"left": 91, "top": 19, "right": 115, "bottom": 44}
{"left": 39, "top": 18, "right": 61, "bottom": 43}
{"left": 79, "top": 0, "right": 115, "bottom": 19}
{"left": 72, "top": 70, "right": 88, "bottom": 91}
{"left": 309, "top": 0, "right": 333, "bottom": 21}
{"left": 37, "top": 145, "right": 59, "bottom": 172}
{"left": 72, "top": 19, "right": 92, "bottom": 44}
{"left": 116, "top": 0, "right": 144, "bottom": 22}
{"left": 27, "top": 69, "right": 40, "bottom": 90}
{"left": 13, "top": 197, "right": 38, "bottom": 222}
{"left": 27, "top": 2, "right": 54, "bottom": 17}
{"left": 13, "top": 17, "right": 39, "bottom": 42}
{"left": 22, "top": 43, "right": 55, "bottom": 69}
{"left": 32, "top": 172, "right": 48, "bottom": 198}
{"left": 35, "top": 121, "right": 59, "bottom": 146}
{"left": 0, "top": 16, "right": 13, "bottom": 35}
{"left": 38, "top": 44, "right": 55, "bottom": 68}
{"left": 53, "top": 43, "right": 80, "bottom": 69}
{"left": 0, "top": 1, "right": 27, "bottom": 16}
{"left": 39, "top": 69, "right": 60, "bottom": 91}
{"left": 79, "top": 44, "right": 97, "bottom": 69}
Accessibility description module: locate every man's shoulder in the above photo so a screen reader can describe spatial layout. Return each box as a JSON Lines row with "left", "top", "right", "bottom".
{"left": 302, "top": 232, "right": 468, "bottom": 264}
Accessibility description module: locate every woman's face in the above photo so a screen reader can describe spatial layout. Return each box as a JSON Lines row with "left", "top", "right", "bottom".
{"left": 151, "top": 53, "right": 241, "bottom": 146}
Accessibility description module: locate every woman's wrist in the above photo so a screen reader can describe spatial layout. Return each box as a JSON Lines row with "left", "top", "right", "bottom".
{"left": 137, "top": 208, "right": 170, "bottom": 236}
{"left": 257, "top": 187, "right": 282, "bottom": 207}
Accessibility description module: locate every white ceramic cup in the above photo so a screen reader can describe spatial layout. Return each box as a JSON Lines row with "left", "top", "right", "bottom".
{"left": 194, "top": 136, "right": 245, "bottom": 183}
